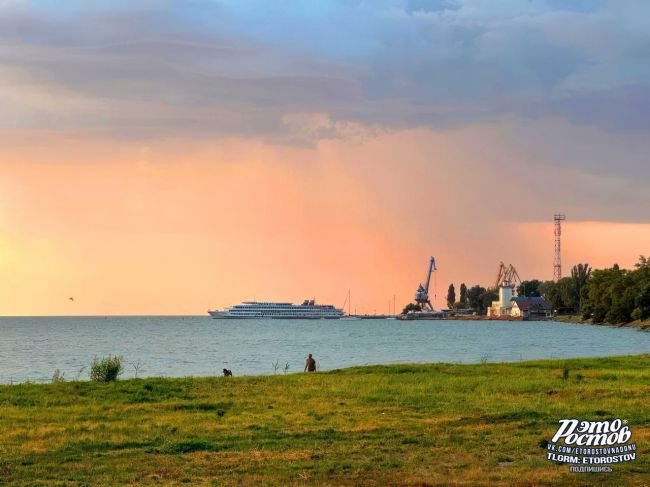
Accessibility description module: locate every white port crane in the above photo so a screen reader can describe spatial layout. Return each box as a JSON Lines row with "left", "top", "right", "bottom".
{"left": 491, "top": 262, "right": 522, "bottom": 291}
{"left": 414, "top": 256, "right": 437, "bottom": 311}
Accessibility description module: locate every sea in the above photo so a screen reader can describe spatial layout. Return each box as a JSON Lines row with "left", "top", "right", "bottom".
{"left": 1, "top": 316, "right": 648, "bottom": 384}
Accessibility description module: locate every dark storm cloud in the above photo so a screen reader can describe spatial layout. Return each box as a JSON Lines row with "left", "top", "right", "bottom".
{"left": 0, "top": 0, "right": 649, "bottom": 142}
{"left": 550, "top": 84, "right": 650, "bottom": 132}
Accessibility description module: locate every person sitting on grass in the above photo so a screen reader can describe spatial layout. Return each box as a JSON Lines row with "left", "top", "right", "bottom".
{"left": 304, "top": 353, "right": 316, "bottom": 372}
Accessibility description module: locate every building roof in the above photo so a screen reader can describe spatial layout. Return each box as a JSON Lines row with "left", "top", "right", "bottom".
{"left": 511, "top": 296, "right": 551, "bottom": 311}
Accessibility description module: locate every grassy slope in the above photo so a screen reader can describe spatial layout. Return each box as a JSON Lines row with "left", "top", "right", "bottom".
{"left": 0, "top": 356, "right": 649, "bottom": 486}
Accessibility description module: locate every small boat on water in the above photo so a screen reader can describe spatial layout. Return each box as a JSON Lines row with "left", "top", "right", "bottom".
{"left": 208, "top": 299, "right": 345, "bottom": 319}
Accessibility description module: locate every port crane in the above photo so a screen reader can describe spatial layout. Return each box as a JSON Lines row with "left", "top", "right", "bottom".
{"left": 414, "top": 256, "right": 437, "bottom": 311}
{"left": 491, "top": 262, "right": 521, "bottom": 290}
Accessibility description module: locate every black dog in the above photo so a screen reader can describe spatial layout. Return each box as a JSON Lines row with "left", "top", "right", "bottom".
{"left": 222, "top": 368, "right": 233, "bottom": 377}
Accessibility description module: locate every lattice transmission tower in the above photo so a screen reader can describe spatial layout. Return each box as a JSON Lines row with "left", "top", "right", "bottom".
{"left": 553, "top": 214, "right": 566, "bottom": 281}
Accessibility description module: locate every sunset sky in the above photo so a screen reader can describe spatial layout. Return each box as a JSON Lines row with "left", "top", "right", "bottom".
{"left": 1, "top": 0, "right": 649, "bottom": 315}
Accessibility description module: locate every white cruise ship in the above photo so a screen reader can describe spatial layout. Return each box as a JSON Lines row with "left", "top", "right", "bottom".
{"left": 208, "top": 299, "right": 345, "bottom": 319}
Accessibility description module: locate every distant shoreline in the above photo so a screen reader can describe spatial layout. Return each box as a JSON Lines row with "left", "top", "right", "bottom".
{"left": 553, "top": 314, "right": 650, "bottom": 330}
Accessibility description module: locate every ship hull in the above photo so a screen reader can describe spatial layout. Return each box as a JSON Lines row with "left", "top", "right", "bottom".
{"left": 208, "top": 312, "right": 342, "bottom": 320}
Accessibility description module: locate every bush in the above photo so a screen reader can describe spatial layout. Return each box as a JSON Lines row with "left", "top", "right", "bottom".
{"left": 605, "top": 303, "right": 630, "bottom": 324}
{"left": 401, "top": 303, "right": 421, "bottom": 314}
{"left": 90, "top": 355, "right": 123, "bottom": 382}
{"left": 591, "top": 307, "right": 607, "bottom": 324}
{"left": 164, "top": 439, "right": 219, "bottom": 454}
{"left": 52, "top": 369, "right": 65, "bottom": 383}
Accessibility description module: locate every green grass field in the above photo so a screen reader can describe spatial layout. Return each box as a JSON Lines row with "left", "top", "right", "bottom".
{"left": 1, "top": 356, "right": 648, "bottom": 486}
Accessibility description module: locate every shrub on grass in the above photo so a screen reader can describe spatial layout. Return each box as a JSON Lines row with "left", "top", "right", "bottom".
{"left": 90, "top": 355, "right": 123, "bottom": 382}
{"left": 165, "top": 439, "right": 217, "bottom": 454}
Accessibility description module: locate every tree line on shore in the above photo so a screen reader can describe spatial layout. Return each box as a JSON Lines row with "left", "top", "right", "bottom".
{"left": 442, "top": 283, "right": 498, "bottom": 314}
{"left": 441, "top": 256, "right": 650, "bottom": 324}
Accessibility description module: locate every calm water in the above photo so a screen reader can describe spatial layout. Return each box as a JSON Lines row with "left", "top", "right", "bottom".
{"left": 1, "top": 316, "right": 648, "bottom": 383}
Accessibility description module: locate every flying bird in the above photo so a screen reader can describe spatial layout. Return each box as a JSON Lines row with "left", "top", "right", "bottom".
{"left": 69, "top": 297, "right": 74, "bottom": 302}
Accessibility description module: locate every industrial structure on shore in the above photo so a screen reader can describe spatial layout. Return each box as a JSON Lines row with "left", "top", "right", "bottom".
{"left": 401, "top": 212, "right": 564, "bottom": 320}
{"left": 554, "top": 214, "right": 566, "bottom": 281}
{"left": 486, "top": 262, "right": 551, "bottom": 319}
{"left": 398, "top": 256, "right": 448, "bottom": 320}
{"left": 415, "top": 256, "right": 436, "bottom": 311}
{"left": 399, "top": 257, "right": 541, "bottom": 320}
{"left": 486, "top": 262, "right": 521, "bottom": 318}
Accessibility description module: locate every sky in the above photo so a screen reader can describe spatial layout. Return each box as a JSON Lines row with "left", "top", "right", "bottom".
{"left": 0, "top": 0, "right": 649, "bottom": 315}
